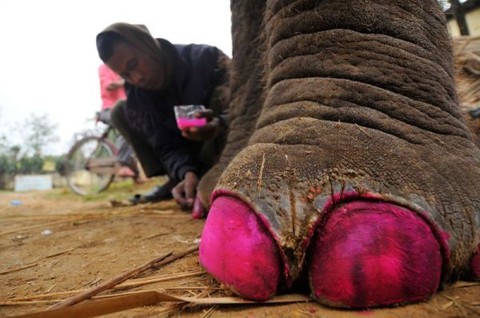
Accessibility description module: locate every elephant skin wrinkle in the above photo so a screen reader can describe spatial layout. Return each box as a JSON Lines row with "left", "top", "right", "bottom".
{"left": 309, "top": 201, "right": 443, "bottom": 308}
{"left": 266, "top": 0, "right": 452, "bottom": 73}
{"left": 199, "top": 196, "right": 283, "bottom": 300}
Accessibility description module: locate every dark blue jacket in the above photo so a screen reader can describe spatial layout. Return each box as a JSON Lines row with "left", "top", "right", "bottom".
{"left": 124, "top": 39, "right": 228, "bottom": 181}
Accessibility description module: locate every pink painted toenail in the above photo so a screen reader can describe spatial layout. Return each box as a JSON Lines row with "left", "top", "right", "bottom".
{"left": 199, "top": 196, "right": 282, "bottom": 300}
{"left": 310, "top": 201, "right": 443, "bottom": 308}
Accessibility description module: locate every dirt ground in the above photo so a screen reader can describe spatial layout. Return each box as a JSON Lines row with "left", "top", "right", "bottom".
{"left": 1, "top": 179, "right": 479, "bottom": 318}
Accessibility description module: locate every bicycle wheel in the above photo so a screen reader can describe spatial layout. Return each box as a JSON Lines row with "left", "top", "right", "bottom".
{"left": 65, "top": 136, "right": 117, "bottom": 195}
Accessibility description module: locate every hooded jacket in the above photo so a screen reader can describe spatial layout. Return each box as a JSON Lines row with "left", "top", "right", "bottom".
{"left": 97, "top": 23, "right": 229, "bottom": 181}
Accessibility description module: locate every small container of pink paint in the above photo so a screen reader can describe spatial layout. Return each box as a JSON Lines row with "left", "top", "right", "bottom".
{"left": 174, "top": 105, "right": 208, "bottom": 130}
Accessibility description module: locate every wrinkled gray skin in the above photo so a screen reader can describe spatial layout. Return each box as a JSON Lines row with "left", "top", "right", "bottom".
{"left": 199, "top": 0, "right": 480, "bottom": 286}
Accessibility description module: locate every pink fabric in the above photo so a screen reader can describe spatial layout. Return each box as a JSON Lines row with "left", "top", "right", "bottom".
{"left": 309, "top": 201, "right": 443, "bottom": 308}
{"left": 99, "top": 64, "right": 126, "bottom": 109}
{"left": 199, "top": 196, "right": 282, "bottom": 300}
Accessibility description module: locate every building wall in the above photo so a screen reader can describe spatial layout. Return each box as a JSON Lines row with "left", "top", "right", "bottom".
{"left": 448, "top": 8, "right": 480, "bottom": 36}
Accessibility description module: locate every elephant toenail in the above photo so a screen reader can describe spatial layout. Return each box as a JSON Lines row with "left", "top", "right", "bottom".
{"left": 309, "top": 201, "right": 443, "bottom": 308}
{"left": 199, "top": 195, "right": 283, "bottom": 300}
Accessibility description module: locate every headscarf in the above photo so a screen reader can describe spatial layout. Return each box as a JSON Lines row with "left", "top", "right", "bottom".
{"left": 97, "top": 22, "right": 162, "bottom": 60}
{"left": 96, "top": 22, "right": 175, "bottom": 89}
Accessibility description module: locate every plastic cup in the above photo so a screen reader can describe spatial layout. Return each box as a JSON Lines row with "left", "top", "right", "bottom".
{"left": 174, "top": 105, "right": 207, "bottom": 130}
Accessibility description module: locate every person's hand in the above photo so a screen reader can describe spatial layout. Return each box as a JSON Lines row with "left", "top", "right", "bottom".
{"left": 171, "top": 171, "right": 199, "bottom": 210}
{"left": 180, "top": 109, "right": 223, "bottom": 141}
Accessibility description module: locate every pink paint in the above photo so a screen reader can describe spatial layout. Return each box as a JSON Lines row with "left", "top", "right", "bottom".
{"left": 309, "top": 201, "right": 443, "bottom": 308}
{"left": 471, "top": 244, "right": 480, "bottom": 279}
{"left": 176, "top": 118, "right": 207, "bottom": 130}
{"left": 311, "top": 190, "right": 451, "bottom": 262}
{"left": 199, "top": 196, "right": 282, "bottom": 300}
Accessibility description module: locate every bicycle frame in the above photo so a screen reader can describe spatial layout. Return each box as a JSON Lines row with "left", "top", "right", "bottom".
{"left": 65, "top": 111, "right": 139, "bottom": 195}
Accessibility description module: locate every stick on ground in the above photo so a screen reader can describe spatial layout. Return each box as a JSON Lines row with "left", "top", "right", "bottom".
{"left": 47, "top": 246, "right": 198, "bottom": 310}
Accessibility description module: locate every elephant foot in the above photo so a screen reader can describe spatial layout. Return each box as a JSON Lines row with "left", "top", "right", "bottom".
{"left": 309, "top": 201, "right": 443, "bottom": 308}
{"left": 199, "top": 196, "right": 283, "bottom": 300}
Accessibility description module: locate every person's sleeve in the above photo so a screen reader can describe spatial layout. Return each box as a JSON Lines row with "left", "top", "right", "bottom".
{"left": 148, "top": 130, "right": 199, "bottom": 181}
{"left": 160, "top": 145, "right": 198, "bottom": 181}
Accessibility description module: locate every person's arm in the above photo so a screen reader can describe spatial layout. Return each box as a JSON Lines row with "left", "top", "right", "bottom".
{"left": 157, "top": 144, "right": 199, "bottom": 210}
{"left": 154, "top": 141, "right": 198, "bottom": 181}
{"left": 171, "top": 171, "right": 199, "bottom": 210}
{"left": 181, "top": 49, "right": 230, "bottom": 142}
{"left": 149, "top": 132, "right": 200, "bottom": 209}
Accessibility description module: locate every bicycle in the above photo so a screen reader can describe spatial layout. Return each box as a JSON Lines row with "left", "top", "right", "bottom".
{"left": 64, "top": 112, "right": 138, "bottom": 196}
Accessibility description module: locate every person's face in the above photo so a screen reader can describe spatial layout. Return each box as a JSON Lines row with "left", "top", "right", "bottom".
{"left": 107, "top": 41, "right": 166, "bottom": 90}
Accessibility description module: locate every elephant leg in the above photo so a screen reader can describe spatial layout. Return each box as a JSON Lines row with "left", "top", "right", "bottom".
{"left": 196, "top": 0, "right": 267, "bottom": 210}
{"left": 201, "top": 0, "right": 480, "bottom": 308}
